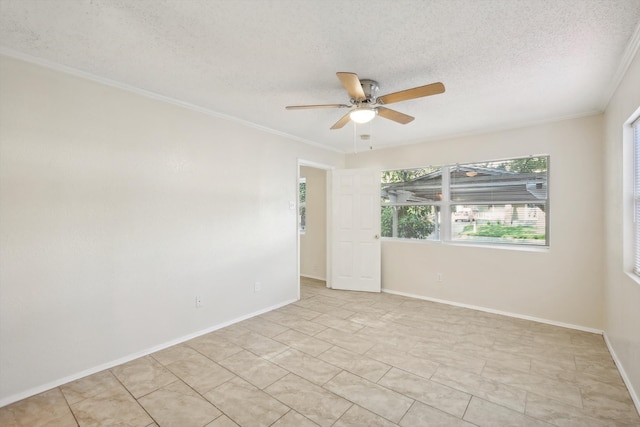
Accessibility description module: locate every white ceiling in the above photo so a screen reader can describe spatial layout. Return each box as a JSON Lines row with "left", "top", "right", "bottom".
{"left": 1, "top": 0, "right": 640, "bottom": 152}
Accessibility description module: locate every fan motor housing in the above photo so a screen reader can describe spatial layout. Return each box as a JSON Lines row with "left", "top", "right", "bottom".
{"left": 358, "top": 79, "right": 379, "bottom": 103}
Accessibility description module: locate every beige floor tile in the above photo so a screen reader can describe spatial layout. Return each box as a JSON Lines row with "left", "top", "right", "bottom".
{"left": 69, "top": 382, "right": 153, "bottom": 427}
{"left": 481, "top": 363, "right": 583, "bottom": 408}
{"left": 491, "top": 338, "right": 577, "bottom": 370}
{"left": 525, "top": 392, "right": 612, "bottom": 427}
{"left": 399, "top": 401, "right": 475, "bottom": 427}
{"left": 223, "top": 331, "right": 290, "bottom": 359}
{"left": 574, "top": 354, "right": 625, "bottom": 385}
{"left": 311, "top": 313, "right": 365, "bottom": 334}
{"left": 580, "top": 380, "right": 640, "bottom": 424}
{"left": 209, "top": 323, "right": 252, "bottom": 341}
{"left": 151, "top": 344, "right": 201, "bottom": 366}
{"left": 0, "top": 388, "right": 77, "bottom": 427}
{"left": 59, "top": 370, "right": 122, "bottom": 405}
{"left": 318, "top": 345, "right": 391, "bottom": 382}
{"left": 347, "top": 312, "right": 394, "bottom": 329}
{"left": 356, "top": 326, "right": 423, "bottom": 352}
{"left": 270, "top": 348, "right": 341, "bottom": 385}
{"left": 453, "top": 341, "right": 532, "bottom": 373}
{"left": 204, "top": 377, "right": 289, "bottom": 427}
{"left": 409, "top": 342, "right": 486, "bottom": 375}
{"left": 315, "top": 328, "right": 375, "bottom": 354}
{"left": 378, "top": 368, "right": 471, "bottom": 418}
{"left": 463, "top": 397, "right": 554, "bottom": 426}
{"left": 365, "top": 344, "right": 439, "bottom": 380}
{"left": 324, "top": 371, "right": 414, "bottom": 423}
{"left": 138, "top": 380, "right": 221, "bottom": 427}
{"left": 334, "top": 404, "right": 399, "bottom": 427}
{"left": 219, "top": 349, "right": 288, "bottom": 389}
{"left": 111, "top": 355, "right": 177, "bottom": 398}
{"left": 271, "top": 410, "right": 319, "bottom": 427}
{"left": 431, "top": 365, "right": 527, "bottom": 413}
{"left": 272, "top": 329, "right": 333, "bottom": 357}
{"left": 187, "top": 333, "right": 244, "bottom": 362}
{"left": 262, "top": 311, "right": 328, "bottom": 335}
{"left": 238, "top": 317, "right": 290, "bottom": 338}
{"left": 205, "top": 414, "right": 239, "bottom": 426}
{"left": 6, "top": 280, "right": 638, "bottom": 427}
{"left": 341, "top": 302, "right": 389, "bottom": 316}
{"left": 161, "top": 350, "right": 236, "bottom": 394}
{"left": 304, "top": 303, "right": 356, "bottom": 319}
{"left": 530, "top": 357, "right": 624, "bottom": 392}
{"left": 276, "top": 303, "right": 323, "bottom": 320}
{"left": 302, "top": 295, "right": 350, "bottom": 308}
{"left": 265, "top": 374, "right": 352, "bottom": 427}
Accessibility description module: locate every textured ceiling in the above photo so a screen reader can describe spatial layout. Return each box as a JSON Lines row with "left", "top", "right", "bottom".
{"left": 1, "top": 0, "right": 640, "bottom": 152}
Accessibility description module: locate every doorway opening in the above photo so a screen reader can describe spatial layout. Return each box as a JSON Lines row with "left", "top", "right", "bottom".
{"left": 297, "top": 160, "right": 332, "bottom": 297}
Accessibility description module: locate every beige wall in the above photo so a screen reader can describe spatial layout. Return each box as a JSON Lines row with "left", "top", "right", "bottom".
{"left": 299, "top": 166, "right": 327, "bottom": 280}
{"left": 2, "top": 46, "right": 638, "bottom": 409}
{"left": 0, "top": 55, "right": 343, "bottom": 405}
{"left": 346, "top": 115, "right": 605, "bottom": 330}
{"left": 603, "top": 47, "right": 640, "bottom": 405}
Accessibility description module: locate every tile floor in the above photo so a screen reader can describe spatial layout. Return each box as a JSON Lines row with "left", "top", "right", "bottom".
{"left": 1, "top": 277, "right": 639, "bottom": 426}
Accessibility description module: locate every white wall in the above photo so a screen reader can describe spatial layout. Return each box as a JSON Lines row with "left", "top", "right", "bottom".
{"left": 299, "top": 166, "right": 327, "bottom": 280}
{"left": 346, "top": 115, "right": 605, "bottom": 330}
{"left": 0, "top": 55, "right": 343, "bottom": 405}
{"left": 603, "top": 47, "right": 640, "bottom": 405}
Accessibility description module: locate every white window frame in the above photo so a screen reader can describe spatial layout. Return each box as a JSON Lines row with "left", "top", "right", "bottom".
{"left": 633, "top": 116, "right": 640, "bottom": 277}
{"left": 381, "top": 155, "right": 549, "bottom": 247}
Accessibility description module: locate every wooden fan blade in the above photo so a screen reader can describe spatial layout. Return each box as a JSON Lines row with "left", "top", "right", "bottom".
{"left": 377, "top": 82, "right": 445, "bottom": 105}
{"left": 336, "top": 72, "right": 366, "bottom": 99}
{"left": 330, "top": 111, "right": 352, "bottom": 130}
{"left": 377, "top": 106, "right": 414, "bottom": 124}
{"left": 286, "top": 104, "right": 350, "bottom": 110}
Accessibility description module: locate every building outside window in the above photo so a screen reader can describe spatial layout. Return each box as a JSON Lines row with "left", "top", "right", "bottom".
{"left": 381, "top": 156, "right": 549, "bottom": 246}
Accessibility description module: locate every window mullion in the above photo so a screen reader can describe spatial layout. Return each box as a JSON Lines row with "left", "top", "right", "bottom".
{"left": 441, "top": 165, "right": 451, "bottom": 241}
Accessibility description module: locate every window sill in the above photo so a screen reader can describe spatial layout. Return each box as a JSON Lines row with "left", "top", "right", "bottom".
{"left": 445, "top": 240, "right": 549, "bottom": 252}
{"left": 381, "top": 237, "right": 549, "bottom": 252}
{"left": 625, "top": 271, "right": 640, "bottom": 286}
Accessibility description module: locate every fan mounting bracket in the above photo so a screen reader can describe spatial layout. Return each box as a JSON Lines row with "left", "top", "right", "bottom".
{"left": 359, "top": 79, "right": 379, "bottom": 100}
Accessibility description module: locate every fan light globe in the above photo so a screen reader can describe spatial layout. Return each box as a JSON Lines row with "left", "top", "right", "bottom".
{"left": 350, "top": 107, "right": 376, "bottom": 124}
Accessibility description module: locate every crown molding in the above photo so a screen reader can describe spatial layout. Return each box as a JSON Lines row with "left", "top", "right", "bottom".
{"left": 0, "top": 47, "right": 342, "bottom": 154}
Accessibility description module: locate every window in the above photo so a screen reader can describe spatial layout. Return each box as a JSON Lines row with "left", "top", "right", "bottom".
{"left": 381, "top": 156, "right": 549, "bottom": 246}
{"left": 299, "top": 177, "right": 306, "bottom": 233}
{"left": 634, "top": 118, "right": 640, "bottom": 276}
{"left": 381, "top": 167, "right": 441, "bottom": 240}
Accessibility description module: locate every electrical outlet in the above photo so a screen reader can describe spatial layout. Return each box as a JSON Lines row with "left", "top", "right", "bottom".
{"left": 437, "top": 273, "right": 443, "bottom": 283}
{"left": 195, "top": 296, "right": 202, "bottom": 308}
{"left": 254, "top": 281, "right": 262, "bottom": 292}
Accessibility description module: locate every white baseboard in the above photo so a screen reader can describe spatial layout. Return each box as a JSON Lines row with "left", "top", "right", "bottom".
{"left": 381, "top": 288, "right": 603, "bottom": 335}
{"left": 603, "top": 333, "right": 640, "bottom": 414}
{"left": 0, "top": 297, "right": 297, "bottom": 408}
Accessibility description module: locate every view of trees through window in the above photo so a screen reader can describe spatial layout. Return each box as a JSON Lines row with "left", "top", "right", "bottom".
{"left": 299, "top": 177, "right": 306, "bottom": 233}
{"left": 381, "top": 156, "right": 549, "bottom": 246}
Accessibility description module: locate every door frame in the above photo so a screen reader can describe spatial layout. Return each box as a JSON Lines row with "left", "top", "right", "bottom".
{"left": 297, "top": 159, "right": 334, "bottom": 300}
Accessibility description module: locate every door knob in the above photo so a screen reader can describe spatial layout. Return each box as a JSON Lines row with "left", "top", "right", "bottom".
{"left": 374, "top": 234, "right": 380, "bottom": 239}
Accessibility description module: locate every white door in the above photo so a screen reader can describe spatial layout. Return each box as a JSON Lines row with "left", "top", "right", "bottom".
{"left": 330, "top": 168, "right": 381, "bottom": 292}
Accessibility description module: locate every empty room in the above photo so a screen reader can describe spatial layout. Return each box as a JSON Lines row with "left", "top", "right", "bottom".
{"left": 1, "top": 1, "right": 639, "bottom": 426}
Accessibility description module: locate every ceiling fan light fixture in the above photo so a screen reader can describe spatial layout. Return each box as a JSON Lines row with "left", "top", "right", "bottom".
{"left": 350, "top": 107, "right": 376, "bottom": 124}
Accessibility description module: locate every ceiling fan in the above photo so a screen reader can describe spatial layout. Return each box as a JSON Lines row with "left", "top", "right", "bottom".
{"left": 286, "top": 72, "right": 445, "bottom": 129}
